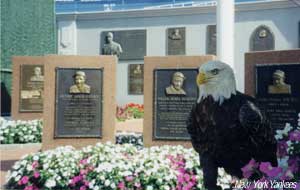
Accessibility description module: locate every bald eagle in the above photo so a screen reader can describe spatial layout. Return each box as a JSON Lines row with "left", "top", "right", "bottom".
{"left": 187, "top": 61, "right": 277, "bottom": 190}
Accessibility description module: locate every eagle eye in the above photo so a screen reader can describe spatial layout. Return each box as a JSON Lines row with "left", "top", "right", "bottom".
{"left": 211, "top": 68, "right": 219, "bottom": 75}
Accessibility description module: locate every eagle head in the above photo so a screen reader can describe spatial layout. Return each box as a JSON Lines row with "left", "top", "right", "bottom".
{"left": 196, "top": 60, "right": 237, "bottom": 105}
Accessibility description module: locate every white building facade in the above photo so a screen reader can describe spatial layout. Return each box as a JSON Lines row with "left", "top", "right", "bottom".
{"left": 56, "top": 0, "right": 300, "bottom": 105}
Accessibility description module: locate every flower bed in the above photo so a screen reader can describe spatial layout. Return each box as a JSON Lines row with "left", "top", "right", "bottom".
{"left": 116, "top": 103, "right": 144, "bottom": 121}
{"left": 239, "top": 114, "right": 300, "bottom": 189}
{"left": 5, "top": 143, "right": 232, "bottom": 190}
{"left": 0, "top": 117, "right": 42, "bottom": 144}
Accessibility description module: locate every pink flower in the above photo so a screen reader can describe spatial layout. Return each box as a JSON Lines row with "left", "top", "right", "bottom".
{"left": 259, "top": 162, "right": 282, "bottom": 177}
{"left": 134, "top": 182, "right": 141, "bottom": 188}
{"left": 24, "top": 185, "right": 34, "bottom": 190}
{"left": 177, "top": 175, "right": 184, "bottom": 183}
{"left": 241, "top": 158, "right": 258, "bottom": 178}
{"left": 79, "top": 186, "right": 86, "bottom": 190}
{"left": 20, "top": 176, "right": 29, "bottom": 185}
{"left": 118, "top": 181, "right": 125, "bottom": 190}
{"left": 80, "top": 159, "right": 88, "bottom": 165}
{"left": 277, "top": 141, "right": 288, "bottom": 157}
{"left": 32, "top": 161, "right": 39, "bottom": 169}
{"left": 83, "top": 180, "right": 89, "bottom": 186}
{"left": 184, "top": 173, "right": 190, "bottom": 181}
{"left": 125, "top": 175, "right": 134, "bottom": 182}
{"left": 80, "top": 169, "right": 88, "bottom": 175}
{"left": 70, "top": 175, "right": 82, "bottom": 186}
{"left": 33, "top": 171, "right": 40, "bottom": 178}
{"left": 289, "top": 130, "right": 300, "bottom": 141}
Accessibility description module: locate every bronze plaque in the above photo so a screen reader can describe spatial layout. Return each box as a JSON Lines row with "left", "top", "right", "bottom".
{"left": 256, "top": 63, "right": 300, "bottom": 129}
{"left": 55, "top": 68, "right": 103, "bottom": 137}
{"left": 167, "top": 27, "right": 186, "bottom": 55}
{"left": 153, "top": 68, "right": 198, "bottom": 140}
{"left": 101, "top": 30, "right": 146, "bottom": 60}
{"left": 250, "top": 26, "right": 274, "bottom": 51}
{"left": 206, "top": 25, "right": 216, "bottom": 55}
{"left": 19, "top": 65, "right": 44, "bottom": 112}
{"left": 128, "top": 64, "right": 144, "bottom": 95}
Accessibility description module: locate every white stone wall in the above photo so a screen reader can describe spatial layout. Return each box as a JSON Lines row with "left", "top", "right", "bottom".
{"left": 56, "top": 1, "right": 300, "bottom": 105}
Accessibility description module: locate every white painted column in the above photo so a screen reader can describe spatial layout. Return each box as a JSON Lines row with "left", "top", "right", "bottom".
{"left": 217, "top": 0, "right": 235, "bottom": 69}
{"left": 58, "top": 19, "right": 77, "bottom": 55}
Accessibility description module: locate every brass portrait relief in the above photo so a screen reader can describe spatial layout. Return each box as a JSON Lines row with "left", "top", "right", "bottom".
{"left": 69, "top": 71, "right": 91, "bottom": 94}
{"left": 268, "top": 70, "right": 291, "bottom": 94}
{"left": 165, "top": 72, "right": 186, "bottom": 95}
{"left": 30, "top": 66, "right": 44, "bottom": 82}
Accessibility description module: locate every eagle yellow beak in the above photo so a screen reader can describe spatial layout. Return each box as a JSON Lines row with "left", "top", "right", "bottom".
{"left": 197, "top": 72, "right": 206, "bottom": 85}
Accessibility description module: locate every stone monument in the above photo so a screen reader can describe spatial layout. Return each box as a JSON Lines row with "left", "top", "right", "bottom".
{"left": 143, "top": 55, "right": 216, "bottom": 147}
{"left": 11, "top": 56, "right": 44, "bottom": 120}
{"left": 245, "top": 49, "right": 300, "bottom": 129}
{"left": 42, "top": 55, "right": 116, "bottom": 150}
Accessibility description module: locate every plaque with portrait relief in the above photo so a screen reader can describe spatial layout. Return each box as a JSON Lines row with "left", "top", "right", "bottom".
{"left": 167, "top": 27, "right": 186, "bottom": 55}
{"left": 101, "top": 30, "right": 146, "bottom": 60}
{"left": 128, "top": 64, "right": 144, "bottom": 95}
{"left": 19, "top": 65, "right": 44, "bottom": 112}
{"left": 153, "top": 68, "right": 198, "bottom": 140}
{"left": 250, "top": 25, "right": 275, "bottom": 51}
{"left": 55, "top": 68, "right": 103, "bottom": 137}
{"left": 256, "top": 63, "right": 300, "bottom": 130}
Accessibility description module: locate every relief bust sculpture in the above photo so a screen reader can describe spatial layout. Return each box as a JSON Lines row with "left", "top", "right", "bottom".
{"left": 165, "top": 72, "right": 186, "bottom": 95}
{"left": 69, "top": 71, "right": 91, "bottom": 94}
{"left": 102, "top": 32, "right": 123, "bottom": 58}
{"left": 268, "top": 69, "right": 291, "bottom": 94}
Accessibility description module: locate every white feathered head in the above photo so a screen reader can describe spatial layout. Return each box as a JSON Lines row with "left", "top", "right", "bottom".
{"left": 196, "top": 60, "right": 236, "bottom": 105}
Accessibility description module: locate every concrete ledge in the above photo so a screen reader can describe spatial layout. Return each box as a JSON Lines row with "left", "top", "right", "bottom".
{"left": 0, "top": 143, "right": 41, "bottom": 150}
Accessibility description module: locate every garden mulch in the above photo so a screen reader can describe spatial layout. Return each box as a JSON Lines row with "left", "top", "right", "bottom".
{"left": 0, "top": 143, "right": 41, "bottom": 189}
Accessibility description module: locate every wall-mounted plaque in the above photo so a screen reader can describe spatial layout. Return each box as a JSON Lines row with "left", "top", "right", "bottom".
{"left": 206, "top": 25, "right": 216, "bottom": 55}
{"left": 167, "top": 27, "right": 186, "bottom": 55}
{"left": 153, "top": 68, "right": 198, "bottom": 140}
{"left": 19, "top": 65, "right": 44, "bottom": 112}
{"left": 128, "top": 64, "right": 144, "bottom": 95}
{"left": 101, "top": 30, "right": 146, "bottom": 60}
{"left": 256, "top": 63, "right": 300, "bottom": 129}
{"left": 55, "top": 68, "right": 103, "bottom": 137}
{"left": 250, "top": 25, "right": 275, "bottom": 51}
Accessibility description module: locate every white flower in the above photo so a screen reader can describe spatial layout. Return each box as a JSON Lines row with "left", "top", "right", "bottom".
{"left": 100, "top": 175, "right": 105, "bottom": 181}
{"left": 104, "top": 179, "right": 110, "bottom": 186}
{"left": 110, "top": 183, "right": 116, "bottom": 189}
{"left": 146, "top": 185, "right": 154, "bottom": 190}
{"left": 26, "top": 164, "right": 33, "bottom": 171}
{"left": 45, "top": 178, "right": 56, "bottom": 188}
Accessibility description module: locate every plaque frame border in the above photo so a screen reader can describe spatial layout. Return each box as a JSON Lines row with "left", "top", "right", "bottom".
{"left": 152, "top": 68, "right": 197, "bottom": 141}
{"left": 54, "top": 67, "right": 104, "bottom": 138}
{"left": 19, "top": 64, "right": 44, "bottom": 113}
